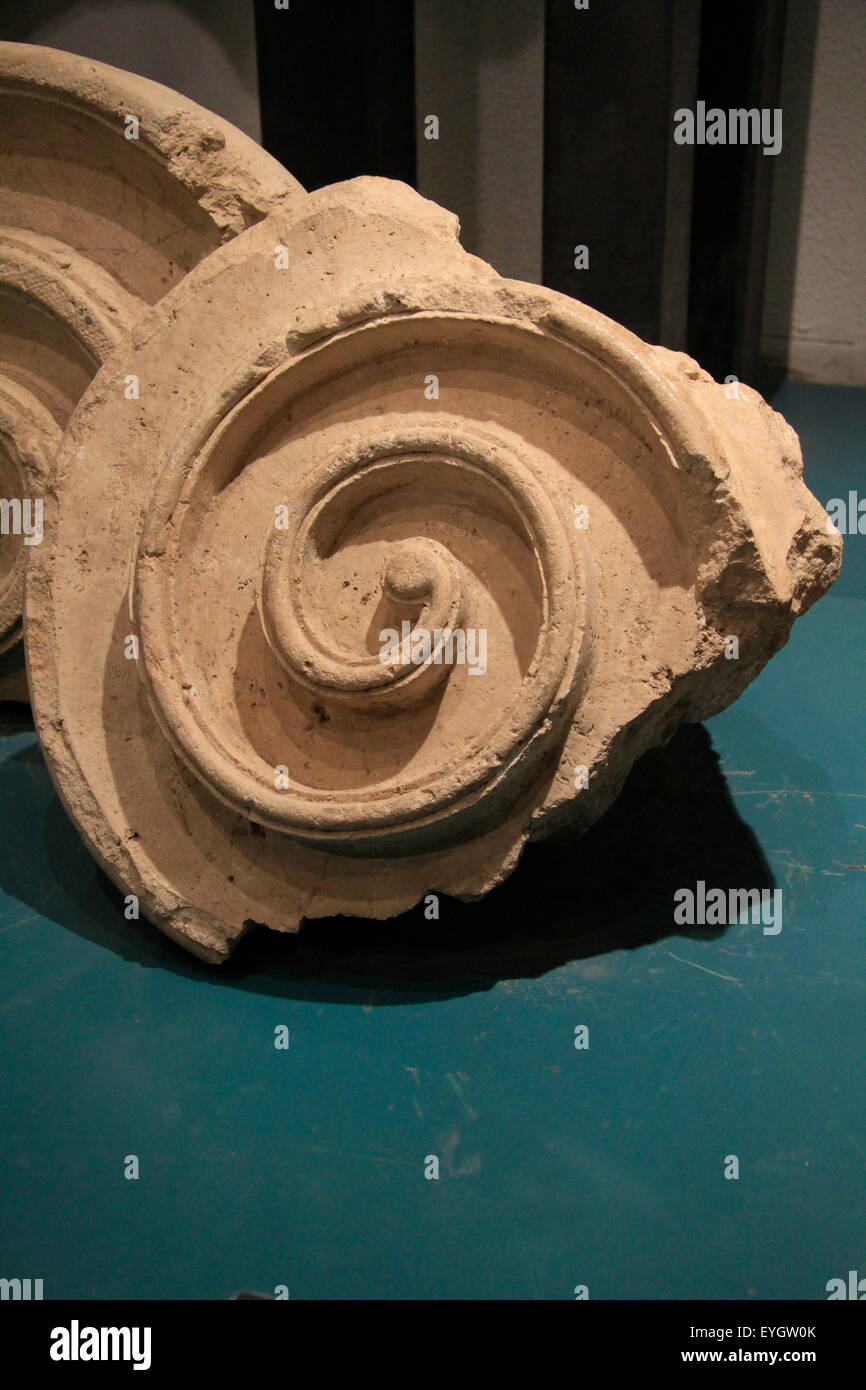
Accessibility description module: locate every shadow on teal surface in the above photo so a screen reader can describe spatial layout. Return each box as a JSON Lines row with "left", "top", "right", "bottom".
{"left": 0, "top": 717, "right": 772, "bottom": 1002}
{"left": 0, "top": 383, "right": 863, "bottom": 1301}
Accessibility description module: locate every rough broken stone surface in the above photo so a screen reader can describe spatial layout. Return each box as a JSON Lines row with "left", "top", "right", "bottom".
{"left": 0, "top": 41, "right": 303, "bottom": 700}
{"left": 23, "top": 163, "right": 842, "bottom": 962}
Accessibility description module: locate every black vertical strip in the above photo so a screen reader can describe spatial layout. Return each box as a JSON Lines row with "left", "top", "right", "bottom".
{"left": 542, "top": 0, "right": 696, "bottom": 347}
{"left": 660, "top": 0, "right": 702, "bottom": 351}
{"left": 253, "top": 0, "right": 416, "bottom": 191}
{"left": 686, "top": 0, "right": 788, "bottom": 385}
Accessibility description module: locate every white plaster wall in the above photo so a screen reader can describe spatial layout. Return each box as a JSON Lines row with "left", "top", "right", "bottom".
{"left": 414, "top": 0, "right": 544, "bottom": 284}
{"left": 0, "top": 0, "right": 261, "bottom": 142}
{"left": 762, "top": 0, "right": 866, "bottom": 383}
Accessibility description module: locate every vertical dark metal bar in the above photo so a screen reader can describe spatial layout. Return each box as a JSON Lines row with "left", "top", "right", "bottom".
{"left": 543, "top": 0, "right": 786, "bottom": 379}
{"left": 686, "top": 0, "right": 788, "bottom": 384}
{"left": 253, "top": 0, "right": 416, "bottom": 191}
{"left": 542, "top": 0, "right": 699, "bottom": 347}
{"left": 660, "top": 0, "right": 702, "bottom": 351}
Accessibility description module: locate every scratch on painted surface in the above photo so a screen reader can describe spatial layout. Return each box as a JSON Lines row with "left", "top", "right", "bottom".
{"left": 740, "top": 986, "right": 866, "bottom": 1172}
{"left": 445, "top": 1072, "right": 477, "bottom": 1121}
{"left": 666, "top": 951, "right": 742, "bottom": 985}
{"left": 309, "top": 1145, "right": 414, "bottom": 1167}
{"left": 733, "top": 789, "right": 866, "bottom": 801}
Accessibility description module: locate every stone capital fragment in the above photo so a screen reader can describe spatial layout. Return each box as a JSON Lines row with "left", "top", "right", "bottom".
{"left": 0, "top": 41, "right": 303, "bottom": 699}
{"left": 23, "top": 173, "right": 841, "bottom": 961}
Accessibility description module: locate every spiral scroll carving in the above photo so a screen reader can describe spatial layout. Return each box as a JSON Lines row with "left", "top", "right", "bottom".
{"left": 23, "top": 168, "right": 841, "bottom": 963}
{"left": 133, "top": 401, "right": 590, "bottom": 846}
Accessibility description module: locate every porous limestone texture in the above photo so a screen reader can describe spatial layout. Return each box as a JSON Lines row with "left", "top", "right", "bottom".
{"left": 24, "top": 174, "right": 841, "bottom": 963}
{"left": 0, "top": 42, "right": 303, "bottom": 700}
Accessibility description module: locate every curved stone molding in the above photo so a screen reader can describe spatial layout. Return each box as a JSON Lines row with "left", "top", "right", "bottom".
{"left": 0, "top": 41, "right": 304, "bottom": 699}
{"left": 25, "top": 177, "right": 841, "bottom": 962}
{"left": 134, "top": 413, "right": 589, "bottom": 850}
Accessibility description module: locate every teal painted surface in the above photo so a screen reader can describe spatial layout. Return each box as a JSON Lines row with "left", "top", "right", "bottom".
{"left": 0, "top": 384, "right": 863, "bottom": 1301}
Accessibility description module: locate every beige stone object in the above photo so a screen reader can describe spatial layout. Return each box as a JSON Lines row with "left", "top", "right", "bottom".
{"left": 23, "top": 167, "right": 842, "bottom": 962}
{"left": 0, "top": 42, "right": 302, "bottom": 700}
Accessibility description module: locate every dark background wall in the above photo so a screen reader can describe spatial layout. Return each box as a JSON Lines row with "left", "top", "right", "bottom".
{"left": 0, "top": 0, "right": 261, "bottom": 141}
{"left": 0, "top": 0, "right": 862, "bottom": 383}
